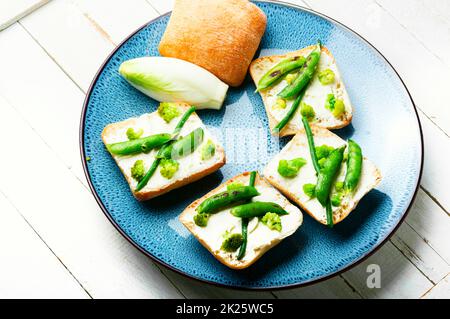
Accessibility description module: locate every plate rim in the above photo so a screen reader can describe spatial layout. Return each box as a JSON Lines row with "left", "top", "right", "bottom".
{"left": 79, "top": 0, "right": 424, "bottom": 291}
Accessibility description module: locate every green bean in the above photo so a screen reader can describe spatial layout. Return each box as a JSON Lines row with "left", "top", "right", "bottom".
{"left": 237, "top": 171, "right": 257, "bottom": 260}
{"left": 302, "top": 116, "right": 321, "bottom": 174}
{"left": 172, "top": 106, "right": 196, "bottom": 138}
{"left": 157, "top": 127, "right": 204, "bottom": 160}
{"left": 344, "top": 139, "right": 363, "bottom": 192}
{"left": 134, "top": 107, "right": 195, "bottom": 192}
{"left": 106, "top": 133, "right": 171, "bottom": 156}
{"left": 231, "top": 201, "right": 288, "bottom": 219}
{"left": 256, "top": 56, "right": 306, "bottom": 92}
{"left": 278, "top": 41, "right": 321, "bottom": 99}
{"left": 315, "top": 146, "right": 346, "bottom": 207}
{"left": 196, "top": 186, "right": 260, "bottom": 214}
{"left": 326, "top": 199, "right": 334, "bottom": 228}
{"left": 272, "top": 89, "right": 306, "bottom": 134}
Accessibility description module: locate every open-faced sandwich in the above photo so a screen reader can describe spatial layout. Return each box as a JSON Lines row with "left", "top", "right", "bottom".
{"left": 250, "top": 42, "right": 353, "bottom": 136}
{"left": 264, "top": 120, "right": 381, "bottom": 226}
{"left": 102, "top": 103, "right": 226, "bottom": 201}
{"left": 179, "top": 171, "right": 303, "bottom": 269}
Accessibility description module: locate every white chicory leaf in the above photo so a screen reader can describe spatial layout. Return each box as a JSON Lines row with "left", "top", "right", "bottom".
{"left": 119, "top": 57, "right": 229, "bottom": 110}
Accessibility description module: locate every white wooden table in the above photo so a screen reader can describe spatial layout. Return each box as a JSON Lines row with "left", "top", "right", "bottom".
{"left": 0, "top": 0, "right": 448, "bottom": 299}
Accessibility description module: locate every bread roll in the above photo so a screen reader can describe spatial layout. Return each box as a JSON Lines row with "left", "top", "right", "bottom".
{"left": 159, "top": 0, "right": 267, "bottom": 87}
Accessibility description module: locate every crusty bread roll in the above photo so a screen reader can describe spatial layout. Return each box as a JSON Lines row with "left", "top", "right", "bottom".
{"left": 159, "top": 0, "right": 267, "bottom": 87}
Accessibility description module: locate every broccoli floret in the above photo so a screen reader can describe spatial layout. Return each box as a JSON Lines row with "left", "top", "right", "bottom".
{"left": 277, "top": 157, "right": 307, "bottom": 178}
{"left": 221, "top": 233, "right": 243, "bottom": 252}
{"left": 227, "top": 182, "right": 245, "bottom": 191}
{"left": 300, "top": 102, "right": 315, "bottom": 120}
{"left": 325, "top": 93, "right": 336, "bottom": 111}
{"left": 315, "top": 145, "right": 335, "bottom": 160}
{"left": 331, "top": 192, "right": 343, "bottom": 207}
{"left": 318, "top": 69, "right": 335, "bottom": 85}
{"left": 159, "top": 158, "right": 179, "bottom": 179}
{"left": 126, "top": 127, "right": 143, "bottom": 140}
{"left": 303, "top": 183, "right": 316, "bottom": 198}
{"left": 201, "top": 139, "right": 216, "bottom": 160}
{"left": 273, "top": 98, "right": 286, "bottom": 110}
{"left": 193, "top": 213, "right": 210, "bottom": 227}
{"left": 335, "top": 181, "right": 344, "bottom": 192}
{"left": 332, "top": 99, "right": 345, "bottom": 118}
{"left": 131, "top": 160, "right": 145, "bottom": 182}
{"left": 157, "top": 102, "right": 181, "bottom": 123}
{"left": 261, "top": 212, "right": 282, "bottom": 232}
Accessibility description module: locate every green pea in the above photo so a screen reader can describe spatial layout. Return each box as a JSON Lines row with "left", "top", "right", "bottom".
{"left": 256, "top": 56, "right": 306, "bottom": 92}
{"left": 107, "top": 133, "right": 171, "bottom": 156}
{"left": 344, "top": 139, "right": 363, "bottom": 192}
{"left": 278, "top": 41, "right": 322, "bottom": 99}
{"left": 230, "top": 201, "right": 289, "bottom": 218}
{"left": 315, "top": 146, "right": 346, "bottom": 207}
{"left": 196, "top": 186, "right": 260, "bottom": 215}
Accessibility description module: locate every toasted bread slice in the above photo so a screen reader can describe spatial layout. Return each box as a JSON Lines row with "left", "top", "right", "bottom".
{"left": 179, "top": 172, "right": 303, "bottom": 269}
{"left": 263, "top": 127, "right": 381, "bottom": 225}
{"left": 250, "top": 45, "right": 353, "bottom": 137}
{"left": 101, "top": 103, "right": 225, "bottom": 201}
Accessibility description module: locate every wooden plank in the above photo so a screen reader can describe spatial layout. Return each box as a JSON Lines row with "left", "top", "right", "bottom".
{"left": 341, "top": 241, "right": 433, "bottom": 298}
{"left": 0, "top": 0, "right": 49, "bottom": 31}
{"left": 0, "top": 88, "right": 183, "bottom": 298}
{"left": 421, "top": 274, "right": 450, "bottom": 299}
{"left": 391, "top": 217, "right": 449, "bottom": 284}
{"left": 74, "top": 0, "right": 159, "bottom": 44}
{"left": 275, "top": 276, "right": 361, "bottom": 299}
{"left": 20, "top": 0, "right": 115, "bottom": 92}
{"left": 404, "top": 189, "right": 450, "bottom": 264}
{"left": 377, "top": 0, "right": 450, "bottom": 68}
{"left": 0, "top": 22, "right": 88, "bottom": 187}
{"left": 418, "top": 110, "right": 450, "bottom": 212}
{"left": 302, "top": 0, "right": 450, "bottom": 136}
{"left": 0, "top": 191, "right": 89, "bottom": 299}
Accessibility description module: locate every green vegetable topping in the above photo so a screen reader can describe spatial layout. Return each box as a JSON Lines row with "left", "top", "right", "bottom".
{"left": 285, "top": 73, "right": 297, "bottom": 85}
{"left": 227, "top": 182, "right": 245, "bottom": 191}
{"left": 325, "top": 94, "right": 345, "bottom": 118}
{"left": 332, "top": 99, "right": 345, "bottom": 118}
{"left": 201, "top": 139, "right": 216, "bottom": 161}
{"left": 86, "top": 156, "right": 91, "bottom": 162}
{"left": 300, "top": 102, "right": 315, "bottom": 120}
{"left": 318, "top": 69, "right": 335, "bottom": 85}
{"left": 221, "top": 233, "right": 244, "bottom": 252}
{"left": 335, "top": 181, "right": 344, "bottom": 192}
{"left": 159, "top": 158, "right": 179, "bottom": 179}
{"left": 131, "top": 160, "right": 145, "bottom": 182}
{"left": 273, "top": 98, "right": 286, "bottom": 110}
{"left": 331, "top": 192, "right": 343, "bottom": 207}
{"left": 325, "top": 93, "right": 336, "bottom": 111}
{"left": 277, "top": 158, "right": 307, "bottom": 178}
{"left": 261, "top": 212, "right": 282, "bottom": 232}
{"left": 126, "top": 127, "right": 143, "bottom": 140}
{"left": 303, "top": 183, "right": 316, "bottom": 198}
{"left": 193, "top": 213, "right": 210, "bottom": 227}
{"left": 157, "top": 102, "right": 181, "bottom": 123}
{"left": 318, "top": 157, "right": 327, "bottom": 168}
{"left": 315, "top": 145, "right": 335, "bottom": 160}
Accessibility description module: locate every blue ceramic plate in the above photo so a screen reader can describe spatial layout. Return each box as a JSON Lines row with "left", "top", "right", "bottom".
{"left": 80, "top": 1, "right": 423, "bottom": 289}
